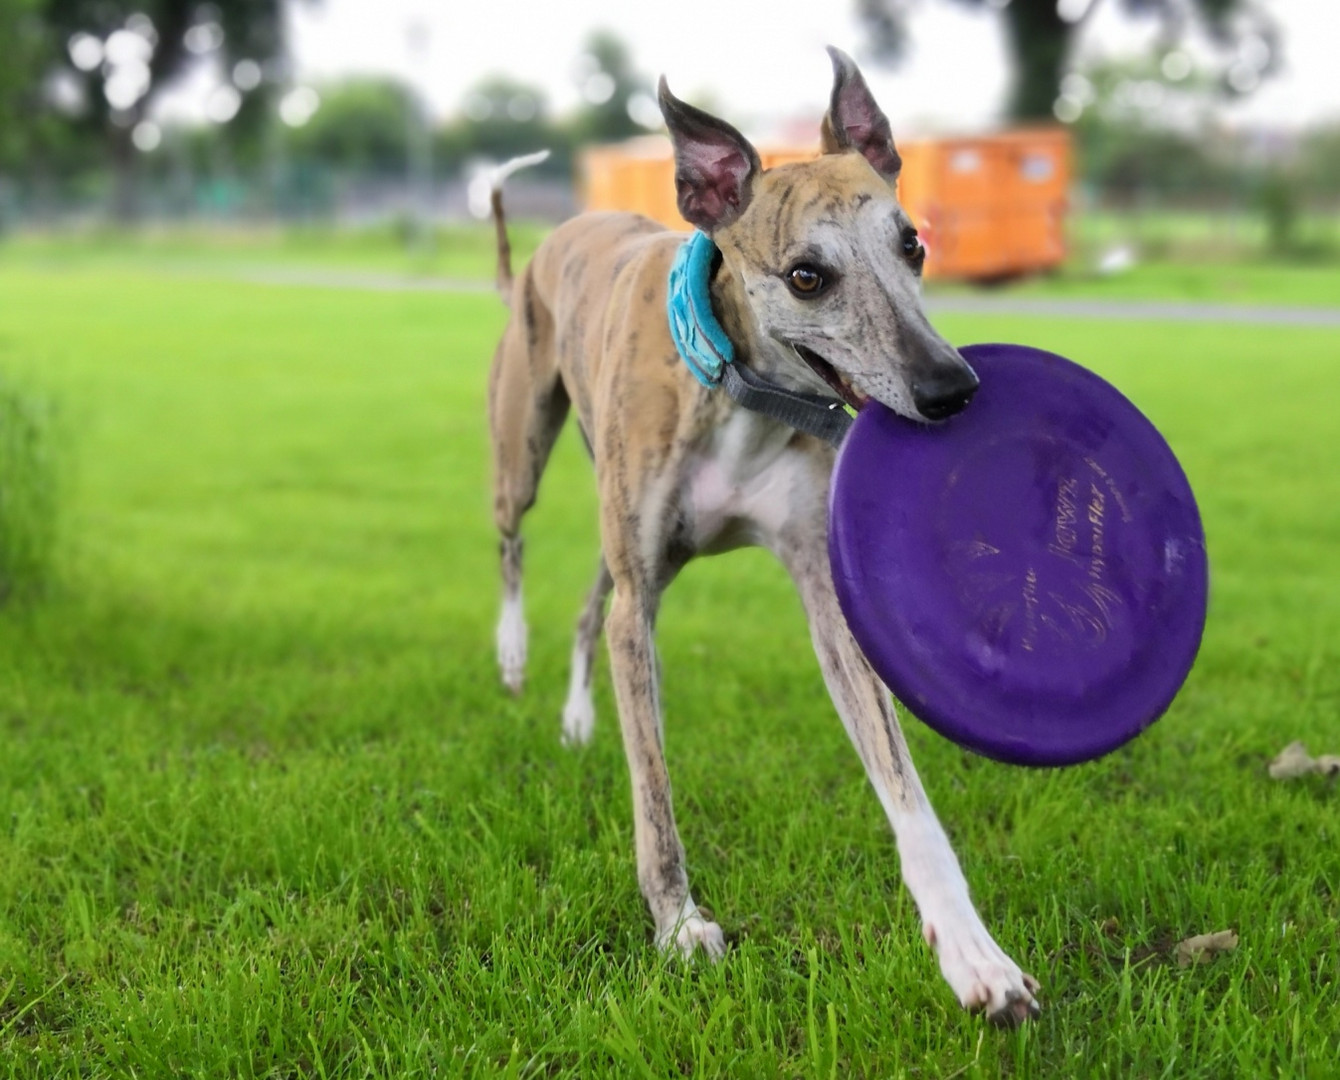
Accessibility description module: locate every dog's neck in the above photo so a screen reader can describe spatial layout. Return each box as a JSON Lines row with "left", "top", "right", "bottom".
{"left": 708, "top": 259, "right": 790, "bottom": 387}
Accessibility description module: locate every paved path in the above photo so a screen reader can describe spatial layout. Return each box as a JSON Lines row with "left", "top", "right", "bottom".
{"left": 228, "top": 265, "right": 494, "bottom": 294}
{"left": 924, "top": 295, "right": 1340, "bottom": 328}
{"left": 214, "top": 265, "right": 1340, "bottom": 328}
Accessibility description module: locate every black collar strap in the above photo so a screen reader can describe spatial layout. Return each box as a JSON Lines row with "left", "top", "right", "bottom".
{"left": 720, "top": 361, "right": 854, "bottom": 448}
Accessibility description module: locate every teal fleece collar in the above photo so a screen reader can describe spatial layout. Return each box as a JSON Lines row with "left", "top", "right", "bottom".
{"left": 666, "top": 229, "right": 733, "bottom": 386}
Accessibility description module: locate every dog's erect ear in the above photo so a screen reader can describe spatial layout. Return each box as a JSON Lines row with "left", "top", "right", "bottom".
{"left": 821, "top": 46, "right": 902, "bottom": 181}
{"left": 658, "top": 77, "right": 762, "bottom": 233}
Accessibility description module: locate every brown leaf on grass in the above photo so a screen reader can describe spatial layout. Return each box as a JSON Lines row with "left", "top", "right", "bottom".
{"left": 1269, "top": 741, "right": 1340, "bottom": 780}
{"left": 1174, "top": 930, "right": 1238, "bottom": 967}
{"left": 1270, "top": 741, "right": 1316, "bottom": 779}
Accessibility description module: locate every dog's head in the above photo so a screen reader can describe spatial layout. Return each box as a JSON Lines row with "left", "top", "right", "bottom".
{"left": 658, "top": 47, "right": 978, "bottom": 423}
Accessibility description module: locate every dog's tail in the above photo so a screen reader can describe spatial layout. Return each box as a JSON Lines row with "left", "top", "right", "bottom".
{"left": 490, "top": 149, "right": 550, "bottom": 304}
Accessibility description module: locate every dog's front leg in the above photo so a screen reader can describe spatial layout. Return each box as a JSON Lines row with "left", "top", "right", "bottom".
{"left": 604, "top": 580, "right": 725, "bottom": 960}
{"left": 778, "top": 540, "right": 1040, "bottom": 1023}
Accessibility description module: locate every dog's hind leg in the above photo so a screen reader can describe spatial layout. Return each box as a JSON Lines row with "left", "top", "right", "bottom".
{"left": 495, "top": 534, "right": 527, "bottom": 695}
{"left": 562, "top": 557, "right": 612, "bottom": 746}
{"left": 488, "top": 271, "right": 568, "bottom": 695}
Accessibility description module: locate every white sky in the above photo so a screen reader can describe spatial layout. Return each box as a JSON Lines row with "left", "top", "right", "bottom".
{"left": 159, "top": 0, "right": 1340, "bottom": 135}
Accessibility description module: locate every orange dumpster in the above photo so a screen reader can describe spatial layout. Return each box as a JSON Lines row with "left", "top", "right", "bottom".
{"left": 579, "top": 128, "right": 1070, "bottom": 281}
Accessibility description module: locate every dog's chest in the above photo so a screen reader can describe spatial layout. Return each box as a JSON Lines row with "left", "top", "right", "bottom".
{"left": 679, "top": 412, "right": 816, "bottom": 553}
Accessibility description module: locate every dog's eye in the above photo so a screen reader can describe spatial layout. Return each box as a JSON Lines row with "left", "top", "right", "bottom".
{"left": 901, "top": 229, "right": 922, "bottom": 259}
{"left": 786, "top": 264, "right": 826, "bottom": 297}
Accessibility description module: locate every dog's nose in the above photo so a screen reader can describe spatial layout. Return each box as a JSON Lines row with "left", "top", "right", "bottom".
{"left": 913, "top": 364, "right": 980, "bottom": 421}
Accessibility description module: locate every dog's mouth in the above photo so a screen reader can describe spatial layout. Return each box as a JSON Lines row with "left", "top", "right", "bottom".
{"left": 793, "top": 344, "right": 869, "bottom": 412}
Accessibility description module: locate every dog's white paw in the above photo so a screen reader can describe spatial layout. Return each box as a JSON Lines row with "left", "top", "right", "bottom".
{"left": 923, "top": 912, "right": 1040, "bottom": 1025}
{"left": 561, "top": 691, "right": 595, "bottom": 747}
{"left": 656, "top": 910, "right": 726, "bottom": 962}
{"left": 496, "top": 597, "right": 527, "bottom": 695}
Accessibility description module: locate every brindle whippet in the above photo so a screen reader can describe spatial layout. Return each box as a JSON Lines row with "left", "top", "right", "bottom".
{"left": 486, "top": 48, "right": 1039, "bottom": 1024}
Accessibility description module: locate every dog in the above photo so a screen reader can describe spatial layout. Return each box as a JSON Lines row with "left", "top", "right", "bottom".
{"left": 485, "top": 47, "right": 1039, "bottom": 1024}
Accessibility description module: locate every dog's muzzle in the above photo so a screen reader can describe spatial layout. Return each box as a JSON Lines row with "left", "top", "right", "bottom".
{"left": 912, "top": 363, "right": 980, "bottom": 422}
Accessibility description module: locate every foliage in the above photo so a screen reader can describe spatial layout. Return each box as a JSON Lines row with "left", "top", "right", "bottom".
{"left": 1063, "top": 56, "right": 1338, "bottom": 261}
{"left": 857, "top": 0, "right": 1279, "bottom": 121}
{"left": 285, "top": 78, "right": 415, "bottom": 176}
{"left": 1067, "top": 58, "right": 1238, "bottom": 202}
{"left": 1255, "top": 169, "right": 1300, "bottom": 252}
{"left": 568, "top": 30, "right": 653, "bottom": 145}
{"left": 6, "top": 21, "right": 654, "bottom": 217}
{"left": 438, "top": 75, "right": 573, "bottom": 178}
{"left": 437, "top": 28, "right": 659, "bottom": 179}
{"left": 40, "top": 0, "right": 283, "bottom": 128}
{"left": 0, "top": 374, "right": 59, "bottom": 605}
{"left": 1297, "top": 124, "right": 1340, "bottom": 205}
{"left": 29, "top": 0, "right": 286, "bottom": 215}
{"left": 0, "top": 0, "right": 47, "bottom": 171}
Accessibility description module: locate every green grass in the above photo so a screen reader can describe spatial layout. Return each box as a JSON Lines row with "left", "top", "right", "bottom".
{"left": 0, "top": 222, "right": 550, "bottom": 283}
{"left": 0, "top": 250, "right": 1338, "bottom": 1077}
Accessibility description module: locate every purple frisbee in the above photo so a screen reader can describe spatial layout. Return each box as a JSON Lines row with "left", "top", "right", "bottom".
{"left": 828, "top": 343, "right": 1208, "bottom": 767}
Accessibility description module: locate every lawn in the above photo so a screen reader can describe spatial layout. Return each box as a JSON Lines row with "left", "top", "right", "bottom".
{"left": 0, "top": 222, "right": 550, "bottom": 285}
{"left": 0, "top": 247, "right": 1337, "bottom": 1077}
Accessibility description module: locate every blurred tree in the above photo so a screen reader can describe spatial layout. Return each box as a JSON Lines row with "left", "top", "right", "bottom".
{"left": 856, "top": 0, "right": 1279, "bottom": 121}
{"left": 1066, "top": 58, "right": 1235, "bottom": 203}
{"left": 1255, "top": 168, "right": 1299, "bottom": 253}
{"left": 286, "top": 79, "right": 412, "bottom": 174}
{"left": 1297, "top": 125, "right": 1340, "bottom": 206}
{"left": 1064, "top": 55, "right": 1336, "bottom": 262}
{"left": 1286, "top": 125, "right": 1340, "bottom": 259}
{"left": 438, "top": 75, "right": 570, "bottom": 176}
{"left": 568, "top": 30, "right": 653, "bottom": 144}
{"left": 37, "top": 0, "right": 286, "bottom": 216}
{"left": 0, "top": 0, "right": 46, "bottom": 172}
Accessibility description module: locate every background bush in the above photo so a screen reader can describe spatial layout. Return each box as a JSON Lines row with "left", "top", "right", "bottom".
{"left": 0, "top": 373, "right": 59, "bottom": 605}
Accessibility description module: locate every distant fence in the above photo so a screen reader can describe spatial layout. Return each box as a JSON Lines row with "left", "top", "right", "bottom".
{"left": 0, "top": 168, "right": 576, "bottom": 231}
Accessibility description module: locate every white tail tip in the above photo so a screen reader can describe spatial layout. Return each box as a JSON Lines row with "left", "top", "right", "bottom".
{"left": 491, "top": 150, "right": 551, "bottom": 191}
